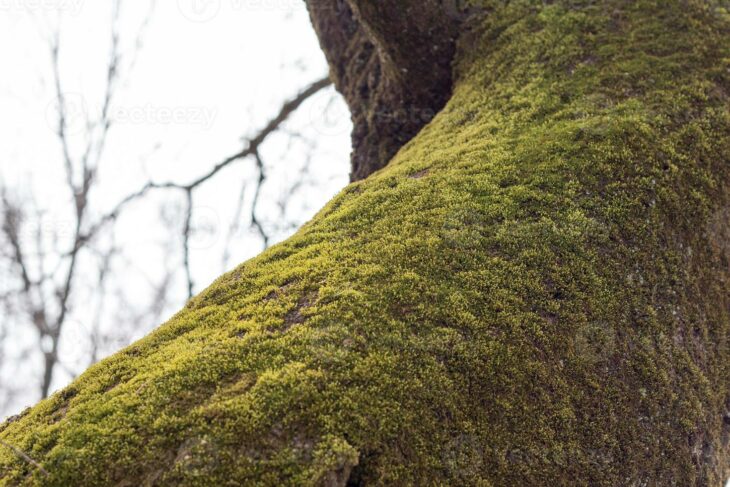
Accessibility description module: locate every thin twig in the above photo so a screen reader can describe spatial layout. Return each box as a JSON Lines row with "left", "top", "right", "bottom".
{"left": 181, "top": 190, "right": 194, "bottom": 299}
{"left": 0, "top": 439, "right": 49, "bottom": 477}
{"left": 221, "top": 181, "right": 247, "bottom": 270}
{"left": 250, "top": 149, "right": 270, "bottom": 248}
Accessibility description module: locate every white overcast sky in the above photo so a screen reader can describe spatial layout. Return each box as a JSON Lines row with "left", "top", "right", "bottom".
{"left": 0, "top": 0, "right": 351, "bottom": 416}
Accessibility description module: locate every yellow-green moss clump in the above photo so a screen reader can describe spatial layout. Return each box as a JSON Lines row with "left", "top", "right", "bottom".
{"left": 2, "top": 1, "right": 730, "bottom": 485}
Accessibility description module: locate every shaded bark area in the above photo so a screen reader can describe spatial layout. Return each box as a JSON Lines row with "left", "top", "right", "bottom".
{"left": 306, "top": 0, "right": 463, "bottom": 180}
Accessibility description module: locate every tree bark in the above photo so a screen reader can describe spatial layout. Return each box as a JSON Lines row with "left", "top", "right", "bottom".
{"left": 306, "top": 0, "right": 461, "bottom": 181}
{"left": 2, "top": 1, "right": 730, "bottom": 485}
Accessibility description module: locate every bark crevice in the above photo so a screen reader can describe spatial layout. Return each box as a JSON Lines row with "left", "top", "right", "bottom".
{"left": 306, "top": 0, "right": 467, "bottom": 180}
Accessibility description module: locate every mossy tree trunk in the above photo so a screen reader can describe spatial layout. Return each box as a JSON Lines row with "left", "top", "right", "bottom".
{"left": 2, "top": 1, "right": 730, "bottom": 485}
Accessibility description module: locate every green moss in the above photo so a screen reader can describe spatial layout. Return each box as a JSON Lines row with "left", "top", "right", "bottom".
{"left": 2, "top": 0, "right": 730, "bottom": 485}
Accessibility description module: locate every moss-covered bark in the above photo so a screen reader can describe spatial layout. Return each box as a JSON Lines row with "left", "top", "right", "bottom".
{"left": 2, "top": 1, "right": 730, "bottom": 485}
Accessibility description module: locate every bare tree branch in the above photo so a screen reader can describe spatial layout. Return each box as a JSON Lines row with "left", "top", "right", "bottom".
{"left": 250, "top": 149, "right": 270, "bottom": 249}
{"left": 0, "top": 4, "right": 333, "bottom": 413}
{"left": 34, "top": 0, "right": 147, "bottom": 398}
{"left": 181, "top": 189, "right": 194, "bottom": 300}
{"left": 87, "top": 239, "right": 118, "bottom": 366}
{"left": 79, "top": 76, "right": 332, "bottom": 293}
{"left": 189, "top": 76, "right": 332, "bottom": 189}
{"left": 49, "top": 31, "right": 79, "bottom": 193}
{"left": 85, "top": 75, "right": 332, "bottom": 243}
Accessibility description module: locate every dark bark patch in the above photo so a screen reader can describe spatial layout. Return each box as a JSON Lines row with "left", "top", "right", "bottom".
{"left": 306, "top": 0, "right": 469, "bottom": 180}
{"left": 262, "top": 281, "right": 297, "bottom": 303}
{"left": 284, "top": 291, "right": 318, "bottom": 329}
{"left": 408, "top": 169, "right": 430, "bottom": 179}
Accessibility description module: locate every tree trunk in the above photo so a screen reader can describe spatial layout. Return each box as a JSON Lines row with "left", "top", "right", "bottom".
{"left": 2, "top": 1, "right": 730, "bottom": 485}
{"left": 306, "top": 0, "right": 460, "bottom": 180}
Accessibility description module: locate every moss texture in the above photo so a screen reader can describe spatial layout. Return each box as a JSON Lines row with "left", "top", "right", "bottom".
{"left": 2, "top": 0, "right": 730, "bottom": 485}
